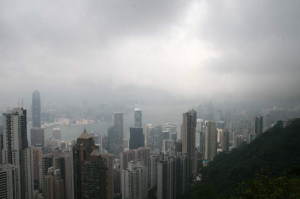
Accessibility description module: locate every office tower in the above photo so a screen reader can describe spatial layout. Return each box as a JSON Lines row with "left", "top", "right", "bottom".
{"left": 234, "top": 135, "right": 245, "bottom": 148}
{"left": 0, "top": 164, "right": 18, "bottom": 199}
{"left": 199, "top": 130, "right": 205, "bottom": 156}
{"left": 204, "top": 121, "right": 218, "bottom": 163}
{"left": 113, "top": 162, "right": 121, "bottom": 197}
{"left": 31, "top": 90, "right": 44, "bottom": 148}
{"left": 23, "top": 147, "right": 34, "bottom": 199}
{"left": 31, "top": 127, "right": 45, "bottom": 147}
{"left": 134, "top": 108, "right": 142, "bottom": 128}
{"left": 145, "top": 125, "right": 161, "bottom": 152}
{"left": 52, "top": 128, "right": 62, "bottom": 140}
{"left": 107, "top": 112, "right": 124, "bottom": 155}
{"left": 80, "top": 152, "right": 113, "bottom": 199}
{"left": 63, "top": 152, "right": 74, "bottom": 199}
{"left": 255, "top": 116, "right": 264, "bottom": 135}
{"left": 129, "top": 127, "right": 144, "bottom": 150}
{"left": 120, "top": 150, "right": 136, "bottom": 170}
{"left": 162, "top": 139, "right": 176, "bottom": 155}
{"left": 121, "top": 161, "right": 147, "bottom": 199}
{"left": 149, "top": 154, "right": 159, "bottom": 189}
{"left": 2, "top": 108, "right": 33, "bottom": 199}
{"left": 220, "top": 129, "right": 230, "bottom": 152}
{"left": 144, "top": 124, "right": 153, "bottom": 147}
{"left": 39, "top": 154, "right": 54, "bottom": 194}
{"left": 135, "top": 147, "right": 150, "bottom": 168}
{"left": 175, "top": 153, "right": 188, "bottom": 196}
{"left": 163, "top": 123, "right": 177, "bottom": 141}
{"left": 73, "top": 129, "right": 113, "bottom": 199}
{"left": 44, "top": 167, "right": 65, "bottom": 199}
{"left": 181, "top": 110, "right": 197, "bottom": 182}
{"left": 120, "top": 147, "right": 150, "bottom": 191}
{"left": 32, "top": 148, "right": 42, "bottom": 190}
{"left": 120, "top": 148, "right": 149, "bottom": 170}
{"left": 32, "top": 90, "right": 41, "bottom": 128}
{"left": 157, "top": 156, "right": 176, "bottom": 199}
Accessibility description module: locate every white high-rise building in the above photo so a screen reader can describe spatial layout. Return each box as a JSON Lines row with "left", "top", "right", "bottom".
{"left": 121, "top": 161, "right": 147, "bottom": 199}
{"left": 149, "top": 154, "right": 159, "bottom": 189}
{"left": 0, "top": 165, "right": 18, "bottom": 199}
{"left": 157, "top": 156, "right": 176, "bottom": 199}
{"left": 2, "top": 108, "right": 33, "bottom": 199}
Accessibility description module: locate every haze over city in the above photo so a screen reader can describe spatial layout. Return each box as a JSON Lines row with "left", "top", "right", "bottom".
{"left": 0, "top": 1, "right": 300, "bottom": 199}
{"left": 1, "top": 0, "right": 300, "bottom": 109}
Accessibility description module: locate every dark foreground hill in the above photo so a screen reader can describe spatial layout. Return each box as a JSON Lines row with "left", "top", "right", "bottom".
{"left": 187, "top": 118, "right": 300, "bottom": 199}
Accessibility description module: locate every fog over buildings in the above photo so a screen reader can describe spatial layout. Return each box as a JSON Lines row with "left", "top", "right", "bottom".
{"left": 1, "top": 1, "right": 300, "bottom": 198}
{"left": 0, "top": 0, "right": 300, "bottom": 112}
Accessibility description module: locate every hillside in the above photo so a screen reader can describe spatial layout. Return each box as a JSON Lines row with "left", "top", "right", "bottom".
{"left": 191, "top": 118, "right": 300, "bottom": 199}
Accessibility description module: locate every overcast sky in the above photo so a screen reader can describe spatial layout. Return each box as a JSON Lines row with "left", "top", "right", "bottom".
{"left": 1, "top": 0, "right": 300, "bottom": 108}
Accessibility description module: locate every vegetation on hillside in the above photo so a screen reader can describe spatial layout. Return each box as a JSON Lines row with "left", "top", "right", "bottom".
{"left": 185, "top": 118, "right": 300, "bottom": 199}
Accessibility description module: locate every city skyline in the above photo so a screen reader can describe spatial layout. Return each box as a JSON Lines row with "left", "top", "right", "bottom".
{"left": 1, "top": 0, "right": 300, "bottom": 198}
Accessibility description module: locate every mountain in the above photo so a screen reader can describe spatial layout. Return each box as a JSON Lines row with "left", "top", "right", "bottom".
{"left": 189, "top": 118, "right": 300, "bottom": 199}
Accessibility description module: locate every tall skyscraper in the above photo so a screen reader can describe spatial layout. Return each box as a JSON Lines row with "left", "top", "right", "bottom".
{"left": 32, "top": 147, "right": 42, "bottom": 190}
{"left": 134, "top": 108, "right": 142, "bottom": 128}
{"left": 121, "top": 161, "right": 147, "bottom": 199}
{"left": 107, "top": 113, "right": 123, "bottom": 155}
{"left": 220, "top": 129, "right": 230, "bottom": 152}
{"left": 44, "top": 167, "right": 65, "bottom": 199}
{"left": 39, "top": 154, "right": 54, "bottom": 195}
{"left": 149, "top": 154, "right": 159, "bottom": 189}
{"left": 157, "top": 156, "right": 176, "bottom": 199}
{"left": 32, "top": 90, "right": 41, "bottom": 128}
{"left": 0, "top": 164, "right": 18, "bottom": 199}
{"left": 255, "top": 116, "right": 264, "bottom": 135}
{"left": 31, "top": 128, "right": 45, "bottom": 147}
{"left": 181, "top": 110, "right": 197, "bottom": 182}
{"left": 129, "top": 127, "right": 144, "bottom": 150}
{"left": 73, "top": 129, "right": 113, "bottom": 199}
{"left": 31, "top": 90, "right": 44, "bottom": 147}
{"left": 204, "top": 121, "right": 218, "bottom": 163}
{"left": 2, "top": 108, "right": 33, "bottom": 199}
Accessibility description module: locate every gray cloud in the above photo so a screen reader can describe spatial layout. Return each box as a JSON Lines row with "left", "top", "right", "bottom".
{"left": 0, "top": 0, "right": 300, "bottom": 110}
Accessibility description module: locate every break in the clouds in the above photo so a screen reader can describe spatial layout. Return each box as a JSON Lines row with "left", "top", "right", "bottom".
{"left": 0, "top": 0, "right": 300, "bottom": 106}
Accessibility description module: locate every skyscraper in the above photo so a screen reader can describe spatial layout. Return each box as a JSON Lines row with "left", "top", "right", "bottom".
{"left": 44, "top": 167, "right": 65, "bottom": 199}
{"left": 129, "top": 127, "right": 144, "bottom": 150}
{"left": 31, "top": 127, "right": 45, "bottom": 147}
{"left": 134, "top": 108, "right": 142, "bottom": 128}
{"left": 121, "top": 161, "right": 147, "bottom": 199}
{"left": 107, "top": 113, "right": 123, "bottom": 155}
{"left": 220, "top": 129, "right": 230, "bottom": 152}
{"left": 0, "top": 164, "right": 18, "bottom": 199}
{"left": 31, "top": 90, "right": 44, "bottom": 147}
{"left": 255, "top": 116, "right": 264, "bottom": 135}
{"left": 32, "top": 90, "right": 41, "bottom": 128}
{"left": 2, "top": 108, "right": 33, "bottom": 199}
{"left": 204, "top": 121, "right": 218, "bottom": 163}
{"left": 73, "top": 129, "right": 113, "bottom": 199}
{"left": 181, "top": 110, "right": 197, "bottom": 182}
{"left": 157, "top": 156, "right": 176, "bottom": 199}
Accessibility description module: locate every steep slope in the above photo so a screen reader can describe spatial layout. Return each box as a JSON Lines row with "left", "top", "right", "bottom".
{"left": 199, "top": 118, "right": 300, "bottom": 198}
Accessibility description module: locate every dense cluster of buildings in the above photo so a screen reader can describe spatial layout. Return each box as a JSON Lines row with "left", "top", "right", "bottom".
{"left": 0, "top": 90, "right": 265, "bottom": 199}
